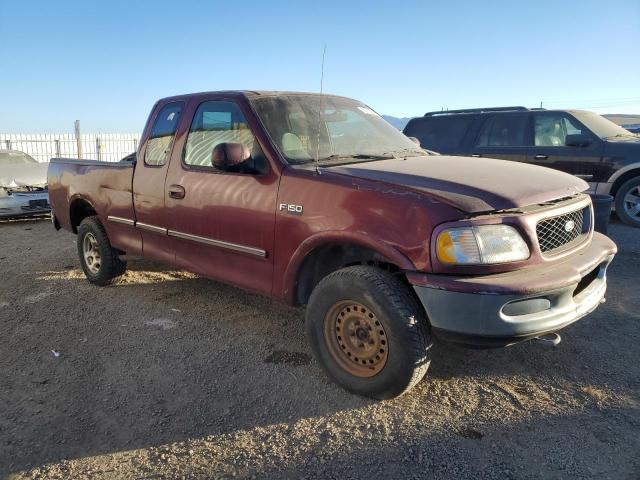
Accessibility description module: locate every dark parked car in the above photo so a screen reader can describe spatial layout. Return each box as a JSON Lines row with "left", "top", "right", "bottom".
{"left": 403, "top": 107, "right": 640, "bottom": 226}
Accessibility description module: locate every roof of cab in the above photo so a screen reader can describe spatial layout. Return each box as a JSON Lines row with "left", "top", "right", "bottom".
{"left": 156, "top": 90, "right": 356, "bottom": 104}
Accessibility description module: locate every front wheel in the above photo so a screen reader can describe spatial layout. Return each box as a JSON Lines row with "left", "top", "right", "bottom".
{"left": 305, "top": 266, "right": 431, "bottom": 399}
{"left": 77, "top": 216, "right": 127, "bottom": 286}
{"left": 615, "top": 177, "right": 640, "bottom": 227}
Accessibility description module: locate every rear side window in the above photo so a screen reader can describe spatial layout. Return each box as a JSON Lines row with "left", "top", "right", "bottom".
{"left": 404, "top": 116, "right": 475, "bottom": 152}
{"left": 476, "top": 114, "right": 527, "bottom": 147}
{"left": 145, "top": 102, "right": 183, "bottom": 166}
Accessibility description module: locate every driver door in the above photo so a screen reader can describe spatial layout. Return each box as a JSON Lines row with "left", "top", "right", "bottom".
{"left": 164, "top": 98, "right": 279, "bottom": 296}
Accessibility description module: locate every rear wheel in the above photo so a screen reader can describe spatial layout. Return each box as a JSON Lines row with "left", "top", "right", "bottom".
{"left": 615, "top": 177, "right": 640, "bottom": 227}
{"left": 77, "top": 216, "right": 127, "bottom": 285}
{"left": 306, "top": 266, "right": 431, "bottom": 399}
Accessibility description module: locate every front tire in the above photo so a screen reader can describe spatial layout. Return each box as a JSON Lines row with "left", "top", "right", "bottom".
{"left": 77, "top": 216, "right": 127, "bottom": 286}
{"left": 615, "top": 177, "right": 640, "bottom": 227}
{"left": 305, "top": 266, "right": 431, "bottom": 399}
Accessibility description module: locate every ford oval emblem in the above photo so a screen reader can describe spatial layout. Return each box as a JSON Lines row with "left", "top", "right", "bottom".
{"left": 564, "top": 220, "right": 575, "bottom": 232}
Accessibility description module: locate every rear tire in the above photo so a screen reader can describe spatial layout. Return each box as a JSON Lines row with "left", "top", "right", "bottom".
{"left": 615, "top": 177, "right": 640, "bottom": 227}
{"left": 305, "top": 266, "right": 431, "bottom": 399}
{"left": 77, "top": 216, "right": 127, "bottom": 286}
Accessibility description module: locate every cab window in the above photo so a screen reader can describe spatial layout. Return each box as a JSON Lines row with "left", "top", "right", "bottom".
{"left": 145, "top": 102, "right": 183, "bottom": 166}
{"left": 183, "top": 100, "right": 265, "bottom": 174}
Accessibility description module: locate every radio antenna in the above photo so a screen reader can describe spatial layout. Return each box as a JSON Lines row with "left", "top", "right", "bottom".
{"left": 315, "top": 44, "right": 326, "bottom": 175}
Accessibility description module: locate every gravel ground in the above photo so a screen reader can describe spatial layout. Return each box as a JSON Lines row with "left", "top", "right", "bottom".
{"left": 1, "top": 217, "right": 638, "bottom": 479}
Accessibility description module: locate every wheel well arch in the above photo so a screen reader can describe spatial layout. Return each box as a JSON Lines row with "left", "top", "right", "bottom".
{"left": 611, "top": 167, "right": 640, "bottom": 197}
{"left": 69, "top": 198, "right": 97, "bottom": 233}
{"left": 292, "top": 242, "right": 405, "bottom": 306}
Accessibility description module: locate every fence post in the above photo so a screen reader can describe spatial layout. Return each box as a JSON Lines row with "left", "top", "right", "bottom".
{"left": 96, "top": 136, "right": 101, "bottom": 161}
{"left": 74, "top": 120, "right": 82, "bottom": 159}
{"left": 55, "top": 139, "right": 61, "bottom": 158}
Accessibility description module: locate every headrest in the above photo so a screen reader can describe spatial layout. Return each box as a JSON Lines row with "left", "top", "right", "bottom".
{"left": 282, "top": 133, "right": 311, "bottom": 160}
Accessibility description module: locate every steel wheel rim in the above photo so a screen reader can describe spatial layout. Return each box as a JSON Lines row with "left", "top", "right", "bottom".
{"left": 83, "top": 232, "right": 101, "bottom": 274}
{"left": 623, "top": 185, "right": 640, "bottom": 219}
{"left": 324, "top": 301, "right": 388, "bottom": 378}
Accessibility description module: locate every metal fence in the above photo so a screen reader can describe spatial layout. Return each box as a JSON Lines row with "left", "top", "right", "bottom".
{"left": 0, "top": 133, "right": 140, "bottom": 163}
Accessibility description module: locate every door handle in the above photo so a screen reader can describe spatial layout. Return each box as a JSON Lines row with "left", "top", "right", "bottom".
{"left": 534, "top": 154, "right": 548, "bottom": 160}
{"left": 168, "top": 184, "right": 185, "bottom": 199}
{"left": 471, "top": 154, "right": 482, "bottom": 158}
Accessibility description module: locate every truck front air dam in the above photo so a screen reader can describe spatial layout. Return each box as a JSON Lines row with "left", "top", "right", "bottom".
{"left": 407, "top": 232, "right": 617, "bottom": 347}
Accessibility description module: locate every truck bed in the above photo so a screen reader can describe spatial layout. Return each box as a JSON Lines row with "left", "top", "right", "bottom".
{"left": 48, "top": 157, "right": 140, "bottom": 253}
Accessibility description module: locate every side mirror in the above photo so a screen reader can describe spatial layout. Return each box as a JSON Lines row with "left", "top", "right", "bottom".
{"left": 212, "top": 142, "right": 251, "bottom": 171}
{"left": 565, "top": 134, "right": 591, "bottom": 147}
{"left": 408, "top": 136, "right": 421, "bottom": 146}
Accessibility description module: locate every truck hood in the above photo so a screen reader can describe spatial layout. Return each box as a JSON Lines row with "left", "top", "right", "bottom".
{"left": 328, "top": 155, "right": 588, "bottom": 213}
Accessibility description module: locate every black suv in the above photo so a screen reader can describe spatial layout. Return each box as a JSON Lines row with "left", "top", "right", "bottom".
{"left": 403, "top": 107, "right": 640, "bottom": 226}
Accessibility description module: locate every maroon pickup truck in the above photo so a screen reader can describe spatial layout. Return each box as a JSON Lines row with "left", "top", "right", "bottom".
{"left": 48, "top": 91, "right": 617, "bottom": 399}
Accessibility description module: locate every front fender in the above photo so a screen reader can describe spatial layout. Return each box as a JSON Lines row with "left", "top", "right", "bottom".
{"left": 281, "top": 230, "right": 416, "bottom": 304}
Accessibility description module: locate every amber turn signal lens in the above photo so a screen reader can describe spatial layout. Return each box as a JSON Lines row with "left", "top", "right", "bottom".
{"left": 436, "top": 225, "right": 529, "bottom": 265}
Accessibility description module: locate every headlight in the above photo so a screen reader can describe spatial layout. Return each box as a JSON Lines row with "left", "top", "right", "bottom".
{"left": 436, "top": 225, "right": 530, "bottom": 265}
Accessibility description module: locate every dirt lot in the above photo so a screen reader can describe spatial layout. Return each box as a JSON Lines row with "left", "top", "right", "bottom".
{"left": 1, "top": 218, "right": 639, "bottom": 479}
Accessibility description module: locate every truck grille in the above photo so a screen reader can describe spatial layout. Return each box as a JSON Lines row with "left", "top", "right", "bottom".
{"left": 536, "top": 207, "right": 589, "bottom": 254}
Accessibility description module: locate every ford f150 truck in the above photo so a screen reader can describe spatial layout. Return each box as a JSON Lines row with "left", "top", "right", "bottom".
{"left": 48, "top": 91, "right": 617, "bottom": 399}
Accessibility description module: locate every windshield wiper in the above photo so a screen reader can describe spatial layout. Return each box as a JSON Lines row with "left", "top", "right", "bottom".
{"left": 316, "top": 153, "right": 395, "bottom": 165}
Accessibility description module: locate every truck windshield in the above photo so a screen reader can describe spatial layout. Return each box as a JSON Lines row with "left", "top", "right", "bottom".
{"left": 249, "top": 94, "right": 425, "bottom": 165}
{"left": 571, "top": 111, "right": 636, "bottom": 139}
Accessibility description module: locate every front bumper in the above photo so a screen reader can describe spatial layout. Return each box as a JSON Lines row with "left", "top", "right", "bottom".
{"left": 409, "top": 233, "right": 617, "bottom": 347}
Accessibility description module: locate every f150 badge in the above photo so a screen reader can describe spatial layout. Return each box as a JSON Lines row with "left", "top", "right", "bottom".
{"left": 280, "top": 203, "right": 303, "bottom": 215}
